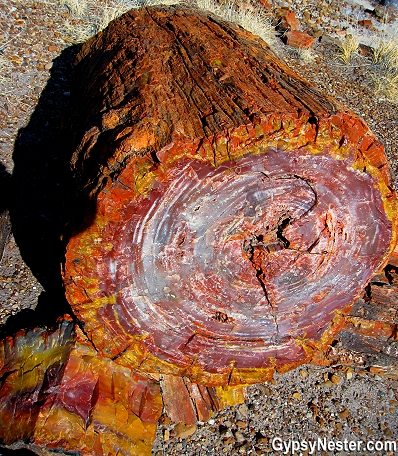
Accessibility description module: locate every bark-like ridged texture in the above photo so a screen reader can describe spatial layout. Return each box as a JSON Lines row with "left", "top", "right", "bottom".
{"left": 63, "top": 6, "right": 397, "bottom": 386}
{"left": 68, "top": 6, "right": 394, "bottom": 194}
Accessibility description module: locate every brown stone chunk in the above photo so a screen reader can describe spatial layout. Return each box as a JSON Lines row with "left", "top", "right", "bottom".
{"left": 284, "top": 30, "right": 316, "bottom": 48}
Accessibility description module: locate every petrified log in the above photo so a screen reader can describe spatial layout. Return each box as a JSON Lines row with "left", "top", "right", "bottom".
{"left": 1, "top": 5, "right": 398, "bottom": 453}
{"left": 64, "top": 5, "right": 397, "bottom": 386}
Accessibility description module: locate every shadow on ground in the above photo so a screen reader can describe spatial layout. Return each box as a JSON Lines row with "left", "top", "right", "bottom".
{"left": 2, "top": 44, "right": 89, "bottom": 335}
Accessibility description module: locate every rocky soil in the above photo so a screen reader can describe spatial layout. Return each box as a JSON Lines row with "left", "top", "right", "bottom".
{"left": 0, "top": 0, "right": 397, "bottom": 455}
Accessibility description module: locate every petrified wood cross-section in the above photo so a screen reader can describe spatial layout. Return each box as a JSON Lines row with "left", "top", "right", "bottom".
{"left": 1, "top": 5, "right": 398, "bottom": 455}
{"left": 64, "top": 6, "right": 397, "bottom": 386}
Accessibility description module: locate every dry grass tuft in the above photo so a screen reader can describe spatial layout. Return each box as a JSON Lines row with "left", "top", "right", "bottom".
{"left": 369, "top": 36, "right": 398, "bottom": 103}
{"left": 59, "top": 0, "right": 87, "bottom": 17}
{"left": 291, "top": 47, "right": 316, "bottom": 63}
{"left": 372, "top": 37, "right": 398, "bottom": 69}
{"left": 63, "top": 19, "right": 96, "bottom": 43}
{"left": 59, "top": 0, "right": 277, "bottom": 48}
{"left": 95, "top": 1, "right": 130, "bottom": 32}
{"left": 197, "top": 0, "right": 277, "bottom": 49}
{"left": 373, "top": 70, "right": 398, "bottom": 103}
{"left": 337, "top": 34, "right": 359, "bottom": 64}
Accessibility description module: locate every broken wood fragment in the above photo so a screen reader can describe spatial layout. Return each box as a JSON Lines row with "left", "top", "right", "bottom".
{"left": 0, "top": 322, "right": 163, "bottom": 455}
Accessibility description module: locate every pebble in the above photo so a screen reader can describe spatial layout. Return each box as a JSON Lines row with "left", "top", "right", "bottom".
{"left": 44, "top": 62, "right": 52, "bottom": 70}
{"left": 233, "top": 431, "right": 245, "bottom": 442}
{"left": 338, "top": 408, "right": 349, "bottom": 420}
{"left": 237, "top": 404, "right": 248, "bottom": 416}
{"left": 173, "top": 423, "right": 197, "bottom": 439}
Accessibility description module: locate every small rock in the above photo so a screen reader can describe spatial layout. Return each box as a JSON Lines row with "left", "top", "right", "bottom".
{"left": 48, "top": 45, "right": 58, "bottom": 52}
{"left": 358, "top": 19, "right": 372, "bottom": 28}
{"left": 311, "top": 29, "right": 323, "bottom": 38}
{"left": 373, "top": 5, "right": 397, "bottom": 22}
{"left": 238, "top": 403, "right": 248, "bottom": 416}
{"left": 163, "top": 429, "right": 170, "bottom": 441}
{"left": 278, "top": 7, "right": 300, "bottom": 31}
{"left": 258, "top": 0, "right": 272, "bottom": 8}
{"left": 173, "top": 423, "right": 197, "bottom": 439}
{"left": 45, "top": 62, "right": 53, "bottom": 70}
{"left": 331, "top": 374, "right": 341, "bottom": 384}
{"left": 10, "top": 55, "right": 22, "bottom": 65}
{"left": 257, "top": 385, "right": 272, "bottom": 396}
{"left": 236, "top": 420, "right": 246, "bottom": 428}
{"left": 255, "top": 432, "right": 268, "bottom": 444}
{"left": 384, "top": 427, "right": 392, "bottom": 437}
{"left": 220, "top": 427, "right": 233, "bottom": 438}
{"left": 292, "top": 392, "right": 301, "bottom": 400}
{"left": 300, "top": 369, "right": 307, "bottom": 377}
{"left": 346, "top": 370, "right": 353, "bottom": 380}
{"left": 338, "top": 407, "right": 349, "bottom": 420}
{"left": 238, "top": 443, "right": 251, "bottom": 453}
{"left": 160, "top": 414, "right": 172, "bottom": 425}
{"left": 320, "top": 35, "right": 338, "bottom": 46}
{"left": 322, "top": 380, "right": 334, "bottom": 388}
{"left": 222, "top": 436, "right": 234, "bottom": 445}
{"left": 234, "top": 430, "right": 246, "bottom": 442}
{"left": 284, "top": 30, "right": 316, "bottom": 49}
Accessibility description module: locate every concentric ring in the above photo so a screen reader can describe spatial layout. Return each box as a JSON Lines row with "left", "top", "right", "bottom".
{"left": 79, "top": 149, "right": 393, "bottom": 371}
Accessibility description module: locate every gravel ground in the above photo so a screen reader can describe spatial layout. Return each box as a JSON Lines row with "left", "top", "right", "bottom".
{"left": 0, "top": 0, "right": 397, "bottom": 454}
